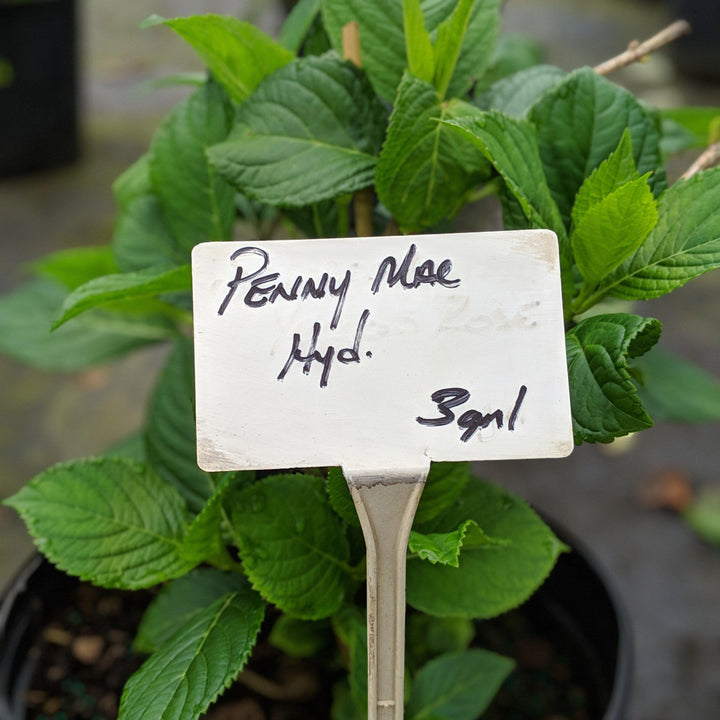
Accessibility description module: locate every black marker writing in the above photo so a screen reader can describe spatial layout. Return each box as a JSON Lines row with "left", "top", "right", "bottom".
{"left": 218, "top": 246, "right": 351, "bottom": 329}
{"left": 417, "top": 385, "right": 527, "bottom": 442}
{"left": 371, "top": 243, "right": 460, "bottom": 294}
{"left": 277, "top": 309, "right": 372, "bottom": 388}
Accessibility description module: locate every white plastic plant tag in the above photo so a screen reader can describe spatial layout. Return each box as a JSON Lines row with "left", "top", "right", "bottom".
{"left": 192, "top": 230, "right": 573, "bottom": 472}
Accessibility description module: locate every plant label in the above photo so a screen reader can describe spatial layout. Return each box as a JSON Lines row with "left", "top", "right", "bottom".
{"left": 192, "top": 230, "right": 573, "bottom": 471}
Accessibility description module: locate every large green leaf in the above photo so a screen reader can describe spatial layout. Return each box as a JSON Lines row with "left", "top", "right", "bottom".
{"left": 528, "top": 66, "right": 665, "bottom": 228}
{"left": 633, "top": 345, "right": 720, "bottom": 423}
{"left": 150, "top": 81, "right": 235, "bottom": 251}
{"left": 321, "top": 0, "right": 501, "bottom": 101}
{"left": 145, "top": 338, "right": 217, "bottom": 514}
{"left": 4, "top": 457, "right": 194, "bottom": 589}
{"left": 596, "top": 167, "right": 720, "bottom": 301}
{"left": 232, "top": 474, "right": 351, "bottom": 619}
{"left": 209, "top": 53, "right": 386, "bottom": 207}
{"left": 406, "top": 476, "right": 564, "bottom": 618}
{"left": 142, "top": 14, "right": 293, "bottom": 105}
{"left": 112, "top": 193, "right": 188, "bottom": 272}
{"left": 406, "top": 649, "right": 514, "bottom": 720}
{"left": 134, "top": 568, "right": 254, "bottom": 654}
{"left": 566, "top": 313, "right": 661, "bottom": 443}
{"left": 571, "top": 131, "right": 658, "bottom": 290}
{"left": 375, "top": 74, "right": 487, "bottom": 232}
{"left": 119, "top": 588, "right": 265, "bottom": 720}
{"left": 0, "top": 278, "right": 173, "bottom": 372}
{"left": 53, "top": 265, "right": 190, "bottom": 329}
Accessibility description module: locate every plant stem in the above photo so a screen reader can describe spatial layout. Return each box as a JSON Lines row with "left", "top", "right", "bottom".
{"left": 681, "top": 141, "right": 720, "bottom": 179}
{"left": 593, "top": 19, "right": 691, "bottom": 76}
{"left": 342, "top": 20, "right": 375, "bottom": 237}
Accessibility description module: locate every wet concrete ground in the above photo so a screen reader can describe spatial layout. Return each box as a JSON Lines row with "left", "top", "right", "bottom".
{"left": 1, "top": 1, "right": 719, "bottom": 719}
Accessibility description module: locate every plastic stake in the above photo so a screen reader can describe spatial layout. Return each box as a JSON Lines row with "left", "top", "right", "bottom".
{"left": 343, "top": 464, "right": 429, "bottom": 720}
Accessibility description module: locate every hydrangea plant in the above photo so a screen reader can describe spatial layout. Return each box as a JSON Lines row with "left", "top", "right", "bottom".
{"left": 3, "top": 1, "right": 720, "bottom": 719}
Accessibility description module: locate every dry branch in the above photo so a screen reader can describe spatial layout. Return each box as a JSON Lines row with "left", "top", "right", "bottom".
{"left": 594, "top": 19, "right": 691, "bottom": 76}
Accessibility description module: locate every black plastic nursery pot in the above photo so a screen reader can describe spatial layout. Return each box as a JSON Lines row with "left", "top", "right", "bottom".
{"left": 0, "top": 0, "right": 79, "bottom": 177}
{"left": 0, "top": 524, "right": 632, "bottom": 720}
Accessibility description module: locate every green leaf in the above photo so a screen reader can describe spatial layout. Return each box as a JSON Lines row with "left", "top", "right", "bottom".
{"left": 597, "top": 167, "right": 720, "bottom": 301}
{"left": 571, "top": 132, "right": 658, "bottom": 289}
{"left": 409, "top": 519, "right": 505, "bottom": 567}
{"left": 332, "top": 605, "right": 368, "bottom": 718}
{"left": 269, "top": 615, "right": 334, "bottom": 658}
{"left": 321, "top": 0, "right": 501, "bottom": 101}
{"left": 142, "top": 14, "right": 293, "bottom": 104}
{"left": 566, "top": 313, "right": 661, "bottom": 443}
{"left": 146, "top": 338, "right": 217, "bottom": 514}
{"left": 30, "top": 246, "right": 119, "bottom": 290}
{"left": 406, "top": 477, "right": 565, "bottom": 618}
{"left": 326, "top": 467, "right": 360, "bottom": 527}
{"left": 4, "top": 457, "right": 195, "bottom": 589}
{"left": 475, "top": 64, "right": 566, "bottom": 117}
{"left": 632, "top": 345, "right": 720, "bottom": 423}
{"left": 119, "top": 588, "right": 265, "bottom": 720}
{"left": 135, "top": 568, "right": 254, "bottom": 654}
{"left": 150, "top": 81, "right": 235, "bottom": 251}
{"left": 279, "top": 0, "right": 321, "bottom": 52}
{"left": 415, "top": 462, "right": 471, "bottom": 524}
{"left": 432, "top": 0, "right": 477, "bottom": 98}
{"left": 209, "top": 53, "right": 386, "bottom": 207}
{"left": 112, "top": 193, "right": 188, "bottom": 272}
{"left": 375, "top": 75, "right": 487, "bottom": 232}
{"left": 528, "top": 67, "right": 665, "bottom": 228}
{"left": 53, "top": 265, "right": 190, "bottom": 329}
{"left": 232, "top": 474, "right": 351, "bottom": 619}
{"left": 406, "top": 649, "right": 514, "bottom": 720}
{"left": 0, "top": 278, "right": 172, "bottom": 372}
{"left": 113, "top": 154, "right": 153, "bottom": 210}
{"left": 683, "top": 489, "right": 720, "bottom": 545}
{"left": 403, "top": 0, "right": 434, "bottom": 84}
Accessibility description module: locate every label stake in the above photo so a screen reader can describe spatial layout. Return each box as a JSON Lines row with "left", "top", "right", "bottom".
{"left": 344, "top": 465, "right": 429, "bottom": 720}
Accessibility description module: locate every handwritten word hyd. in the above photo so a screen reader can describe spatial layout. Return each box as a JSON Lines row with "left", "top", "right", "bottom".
{"left": 417, "top": 385, "right": 528, "bottom": 442}
{"left": 277, "top": 309, "right": 371, "bottom": 388}
{"left": 372, "top": 243, "right": 460, "bottom": 294}
{"left": 218, "top": 246, "right": 351, "bottom": 330}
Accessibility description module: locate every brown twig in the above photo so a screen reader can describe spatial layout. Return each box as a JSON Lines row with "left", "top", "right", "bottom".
{"left": 593, "top": 19, "right": 691, "bottom": 76}
{"left": 342, "top": 21, "right": 375, "bottom": 237}
{"left": 681, "top": 141, "right": 720, "bottom": 179}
